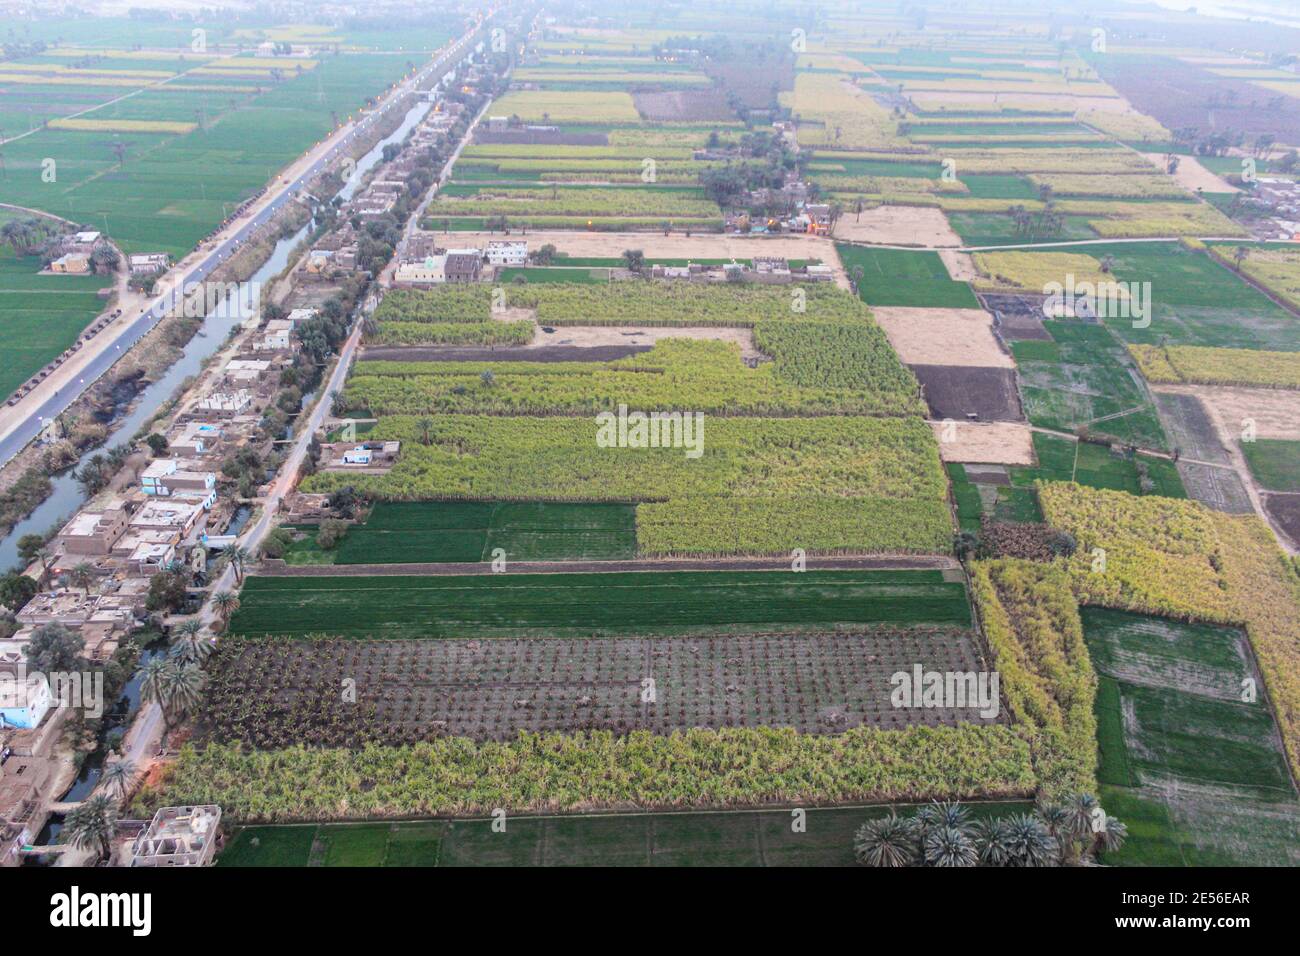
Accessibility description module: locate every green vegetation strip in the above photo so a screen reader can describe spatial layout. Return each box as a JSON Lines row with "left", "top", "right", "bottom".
{"left": 228, "top": 569, "right": 971, "bottom": 638}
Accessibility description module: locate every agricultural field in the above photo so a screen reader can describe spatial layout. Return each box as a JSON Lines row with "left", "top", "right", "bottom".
{"left": 0, "top": 251, "right": 109, "bottom": 397}
{"left": 290, "top": 501, "right": 637, "bottom": 564}
{"left": 227, "top": 569, "right": 972, "bottom": 639}
{"left": 1013, "top": 321, "right": 1171, "bottom": 450}
{"left": 0, "top": 49, "right": 416, "bottom": 256}
{"left": 201, "top": 626, "right": 998, "bottom": 746}
{"left": 1084, "top": 609, "right": 1299, "bottom": 866}
{"left": 217, "top": 802, "right": 1033, "bottom": 867}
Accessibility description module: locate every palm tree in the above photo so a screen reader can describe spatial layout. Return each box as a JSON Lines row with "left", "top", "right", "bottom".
{"left": 169, "top": 620, "right": 212, "bottom": 663}
{"left": 923, "top": 825, "right": 978, "bottom": 867}
{"left": 1233, "top": 245, "right": 1249, "bottom": 271}
{"left": 1003, "top": 813, "right": 1057, "bottom": 867}
{"left": 99, "top": 759, "right": 137, "bottom": 801}
{"left": 139, "top": 658, "right": 204, "bottom": 744}
{"left": 63, "top": 794, "right": 118, "bottom": 861}
{"left": 853, "top": 812, "right": 915, "bottom": 867}
{"left": 975, "top": 817, "right": 1014, "bottom": 866}
{"left": 219, "top": 546, "right": 250, "bottom": 583}
{"left": 416, "top": 417, "right": 433, "bottom": 446}
{"left": 212, "top": 590, "right": 239, "bottom": 627}
{"left": 68, "top": 561, "right": 94, "bottom": 592}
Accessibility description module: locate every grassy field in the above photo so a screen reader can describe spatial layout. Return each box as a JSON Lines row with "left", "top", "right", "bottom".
{"left": 309, "top": 501, "right": 638, "bottom": 564}
{"left": 1242, "top": 440, "right": 1300, "bottom": 492}
{"left": 228, "top": 568, "right": 972, "bottom": 638}
{"left": 217, "top": 801, "right": 1032, "bottom": 866}
{"left": 835, "top": 245, "right": 980, "bottom": 309}
{"left": 1088, "top": 242, "right": 1299, "bottom": 351}
{"left": 1083, "top": 607, "right": 1300, "bottom": 866}
{"left": 0, "top": 252, "right": 108, "bottom": 397}
{"left": 1012, "top": 321, "right": 1170, "bottom": 450}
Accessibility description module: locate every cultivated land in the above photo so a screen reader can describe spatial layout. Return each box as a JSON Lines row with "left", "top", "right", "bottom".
{"left": 34, "top": 1, "right": 1290, "bottom": 871}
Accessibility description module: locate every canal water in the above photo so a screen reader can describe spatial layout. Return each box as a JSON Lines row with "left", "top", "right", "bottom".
{"left": 0, "top": 94, "right": 432, "bottom": 571}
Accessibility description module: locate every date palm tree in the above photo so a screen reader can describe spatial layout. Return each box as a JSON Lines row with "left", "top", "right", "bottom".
{"left": 139, "top": 658, "right": 205, "bottom": 745}
{"left": 63, "top": 794, "right": 118, "bottom": 861}
{"left": 99, "top": 759, "right": 137, "bottom": 801}
{"left": 212, "top": 590, "right": 239, "bottom": 628}
{"left": 1003, "top": 813, "right": 1057, "bottom": 867}
{"left": 218, "top": 546, "right": 250, "bottom": 583}
{"left": 169, "top": 619, "right": 212, "bottom": 663}
{"left": 923, "top": 825, "right": 978, "bottom": 867}
{"left": 853, "top": 812, "right": 915, "bottom": 867}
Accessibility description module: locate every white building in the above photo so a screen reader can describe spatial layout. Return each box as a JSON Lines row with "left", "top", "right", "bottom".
{"left": 394, "top": 254, "right": 447, "bottom": 285}
{"left": 485, "top": 240, "right": 528, "bottom": 266}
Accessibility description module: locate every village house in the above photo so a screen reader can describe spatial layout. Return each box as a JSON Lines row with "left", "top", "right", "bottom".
{"left": 253, "top": 319, "right": 295, "bottom": 352}
{"left": 128, "top": 253, "right": 170, "bottom": 275}
{"left": 394, "top": 254, "right": 447, "bottom": 285}
{"left": 486, "top": 240, "right": 528, "bottom": 266}
{"left": 49, "top": 253, "right": 90, "bottom": 275}
{"left": 129, "top": 497, "right": 207, "bottom": 540}
{"left": 444, "top": 249, "right": 483, "bottom": 283}
{"left": 167, "top": 421, "right": 221, "bottom": 458}
{"left": 58, "top": 503, "right": 130, "bottom": 557}
{"left": 140, "top": 458, "right": 217, "bottom": 498}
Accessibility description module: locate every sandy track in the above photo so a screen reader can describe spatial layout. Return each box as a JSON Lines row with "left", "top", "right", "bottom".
{"left": 873, "top": 306, "right": 1014, "bottom": 368}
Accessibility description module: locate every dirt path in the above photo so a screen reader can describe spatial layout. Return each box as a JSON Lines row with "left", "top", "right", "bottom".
{"left": 261, "top": 554, "right": 961, "bottom": 577}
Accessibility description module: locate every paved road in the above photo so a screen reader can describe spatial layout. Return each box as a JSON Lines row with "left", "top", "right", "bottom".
{"left": 0, "top": 25, "right": 484, "bottom": 467}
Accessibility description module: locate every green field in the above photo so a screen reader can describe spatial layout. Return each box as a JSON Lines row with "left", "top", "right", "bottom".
{"left": 1242, "top": 439, "right": 1300, "bottom": 492}
{"left": 0, "top": 54, "right": 413, "bottom": 256}
{"left": 1083, "top": 608, "right": 1300, "bottom": 866}
{"left": 0, "top": 253, "right": 108, "bottom": 397}
{"left": 1013, "top": 321, "right": 1170, "bottom": 450}
{"left": 217, "top": 801, "right": 1032, "bottom": 866}
{"left": 312, "top": 501, "right": 638, "bottom": 564}
{"left": 1089, "top": 242, "right": 1299, "bottom": 351}
{"left": 228, "top": 568, "right": 972, "bottom": 638}
{"left": 834, "top": 245, "right": 980, "bottom": 309}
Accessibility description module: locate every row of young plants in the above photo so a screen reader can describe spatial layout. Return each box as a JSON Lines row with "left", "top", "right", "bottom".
{"left": 425, "top": 186, "right": 721, "bottom": 218}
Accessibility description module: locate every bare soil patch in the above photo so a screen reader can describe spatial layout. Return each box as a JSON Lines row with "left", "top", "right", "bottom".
{"left": 831, "top": 205, "right": 961, "bottom": 247}
{"left": 872, "top": 306, "right": 1013, "bottom": 368}
{"left": 634, "top": 89, "right": 735, "bottom": 122}
{"left": 1141, "top": 153, "right": 1238, "bottom": 194}
{"left": 931, "top": 421, "right": 1034, "bottom": 465}
{"left": 913, "top": 365, "right": 1024, "bottom": 422}
{"left": 1263, "top": 493, "right": 1300, "bottom": 548}
{"left": 1161, "top": 385, "right": 1300, "bottom": 440}
{"left": 980, "top": 292, "right": 1053, "bottom": 341}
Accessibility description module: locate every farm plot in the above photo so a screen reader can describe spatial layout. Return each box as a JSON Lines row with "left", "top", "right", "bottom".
{"left": 1013, "top": 321, "right": 1170, "bottom": 451}
{"left": 1243, "top": 440, "right": 1300, "bottom": 493}
{"left": 300, "top": 415, "right": 953, "bottom": 557}
{"left": 217, "top": 802, "right": 1031, "bottom": 867}
{"left": 0, "top": 52, "right": 413, "bottom": 256}
{"left": 226, "top": 569, "right": 973, "bottom": 639}
{"left": 1263, "top": 494, "right": 1300, "bottom": 547}
{"left": 1083, "top": 608, "right": 1300, "bottom": 866}
{"left": 345, "top": 332, "right": 923, "bottom": 418}
{"left": 932, "top": 422, "right": 1034, "bottom": 466}
{"left": 870, "top": 307, "right": 1013, "bottom": 368}
{"left": 0, "top": 254, "right": 108, "bottom": 398}
{"left": 201, "top": 627, "right": 1000, "bottom": 747}
{"left": 831, "top": 205, "right": 962, "bottom": 246}
{"left": 836, "top": 246, "right": 980, "bottom": 309}
{"left": 324, "top": 501, "right": 637, "bottom": 564}
{"left": 1086, "top": 243, "right": 1299, "bottom": 351}
{"left": 912, "top": 366, "right": 1023, "bottom": 422}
